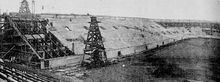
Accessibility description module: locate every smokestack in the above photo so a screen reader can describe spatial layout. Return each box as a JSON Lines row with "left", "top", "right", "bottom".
{"left": 32, "top": 0, "right": 35, "bottom": 14}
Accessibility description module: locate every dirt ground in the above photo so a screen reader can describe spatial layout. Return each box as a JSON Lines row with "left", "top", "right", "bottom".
{"left": 78, "top": 38, "right": 220, "bottom": 82}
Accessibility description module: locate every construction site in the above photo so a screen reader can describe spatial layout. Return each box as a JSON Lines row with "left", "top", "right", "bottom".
{"left": 0, "top": 0, "right": 220, "bottom": 82}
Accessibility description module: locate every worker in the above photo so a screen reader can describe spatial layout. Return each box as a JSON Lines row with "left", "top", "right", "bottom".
{"left": 10, "top": 57, "right": 15, "bottom": 63}
{"left": 50, "top": 22, "right": 53, "bottom": 27}
{"left": 0, "top": 26, "right": 4, "bottom": 33}
{"left": 0, "top": 58, "right": 4, "bottom": 63}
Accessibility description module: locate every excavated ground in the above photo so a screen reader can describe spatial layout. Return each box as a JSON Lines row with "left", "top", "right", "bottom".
{"left": 78, "top": 38, "right": 220, "bottom": 82}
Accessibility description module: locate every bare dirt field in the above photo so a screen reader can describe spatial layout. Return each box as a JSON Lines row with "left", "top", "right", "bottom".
{"left": 79, "top": 38, "right": 220, "bottom": 82}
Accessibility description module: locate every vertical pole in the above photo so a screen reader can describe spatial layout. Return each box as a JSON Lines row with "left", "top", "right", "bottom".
{"left": 211, "top": 24, "right": 213, "bottom": 35}
{"left": 32, "top": 0, "right": 35, "bottom": 17}
{"left": 40, "top": 52, "right": 45, "bottom": 69}
{"left": 72, "top": 43, "right": 74, "bottom": 53}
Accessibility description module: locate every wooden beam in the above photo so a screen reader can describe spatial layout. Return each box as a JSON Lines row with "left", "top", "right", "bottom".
{"left": 7, "top": 16, "right": 42, "bottom": 59}
{"left": 2, "top": 45, "right": 15, "bottom": 58}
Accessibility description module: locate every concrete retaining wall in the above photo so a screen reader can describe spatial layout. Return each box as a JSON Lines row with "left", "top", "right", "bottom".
{"left": 105, "top": 38, "right": 176, "bottom": 59}
{"left": 45, "top": 55, "right": 81, "bottom": 68}
{"left": 105, "top": 34, "right": 220, "bottom": 60}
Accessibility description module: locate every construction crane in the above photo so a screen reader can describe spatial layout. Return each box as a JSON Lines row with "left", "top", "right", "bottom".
{"left": 82, "top": 16, "right": 108, "bottom": 68}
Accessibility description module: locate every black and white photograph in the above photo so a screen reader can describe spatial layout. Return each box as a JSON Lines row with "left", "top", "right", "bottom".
{"left": 0, "top": 0, "right": 220, "bottom": 82}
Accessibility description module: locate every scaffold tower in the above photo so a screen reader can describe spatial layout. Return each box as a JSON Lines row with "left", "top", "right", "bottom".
{"left": 82, "top": 16, "right": 107, "bottom": 67}
{"left": 19, "top": 0, "right": 31, "bottom": 14}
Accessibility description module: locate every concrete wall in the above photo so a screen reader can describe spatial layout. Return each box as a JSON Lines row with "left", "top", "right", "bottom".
{"left": 46, "top": 55, "right": 81, "bottom": 68}
{"left": 105, "top": 38, "right": 175, "bottom": 58}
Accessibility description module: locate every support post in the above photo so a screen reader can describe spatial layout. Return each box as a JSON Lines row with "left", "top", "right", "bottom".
{"left": 40, "top": 51, "right": 45, "bottom": 69}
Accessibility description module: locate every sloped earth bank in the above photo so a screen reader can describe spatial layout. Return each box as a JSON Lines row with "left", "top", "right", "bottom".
{"left": 79, "top": 38, "right": 220, "bottom": 82}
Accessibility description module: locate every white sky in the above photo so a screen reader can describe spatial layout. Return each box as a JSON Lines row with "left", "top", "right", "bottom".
{"left": 0, "top": 0, "right": 220, "bottom": 21}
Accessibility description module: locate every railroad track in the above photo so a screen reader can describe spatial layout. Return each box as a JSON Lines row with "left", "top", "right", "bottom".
{"left": 0, "top": 62, "right": 60, "bottom": 82}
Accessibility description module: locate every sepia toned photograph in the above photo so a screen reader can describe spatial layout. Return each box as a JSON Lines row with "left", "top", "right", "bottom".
{"left": 0, "top": 0, "right": 220, "bottom": 82}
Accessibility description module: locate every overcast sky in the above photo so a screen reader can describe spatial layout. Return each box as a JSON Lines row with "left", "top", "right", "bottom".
{"left": 0, "top": 0, "right": 220, "bottom": 21}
